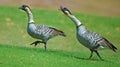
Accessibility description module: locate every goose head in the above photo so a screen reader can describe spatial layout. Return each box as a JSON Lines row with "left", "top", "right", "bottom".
{"left": 19, "top": 5, "right": 31, "bottom": 12}
{"left": 60, "top": 6, "right": 72, "bottom": 15}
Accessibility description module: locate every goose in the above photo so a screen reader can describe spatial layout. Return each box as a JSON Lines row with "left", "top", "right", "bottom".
{"left": 19, "top": 5, "right": 66, "bottom": 51}
{"left": 60, "top": 6, "right": 117, "bottom": 60}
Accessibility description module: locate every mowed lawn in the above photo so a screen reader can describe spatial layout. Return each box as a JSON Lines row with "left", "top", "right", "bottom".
{"left": 0, "top": 5, "right": 120, "bottom": 67}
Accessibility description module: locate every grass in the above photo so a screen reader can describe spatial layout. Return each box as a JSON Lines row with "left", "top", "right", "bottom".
{"left": 0, "top": 5, "right": 120, "bottom": 67}
{"left": 0, "top": 44, "right": 120, "bottom": 67}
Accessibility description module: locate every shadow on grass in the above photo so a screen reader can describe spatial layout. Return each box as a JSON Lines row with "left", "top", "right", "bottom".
{"left": 0, "top": 44, "right": 45, "bottom": 52}
{"left": 73, "top": 56, "right": 102, "bottom": 61}
{"left": 48, "top": 49, "right": 115, "bottom": 62}
{"left": 73, "top": 54, "right": 114, "bottom": 63}
{"left": 0, "top": 44, "right": 114, "bottom": 62}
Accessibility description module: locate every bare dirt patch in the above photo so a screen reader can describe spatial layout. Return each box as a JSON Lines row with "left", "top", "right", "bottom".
{"left": 0, "top": 0, "right": 120, "bottom": 16}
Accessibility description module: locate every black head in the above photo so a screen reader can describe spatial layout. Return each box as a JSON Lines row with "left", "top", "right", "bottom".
{"left": 60, "top": 6, "right": 72, "bottom": 15}
{"left": 19, "top": 5, "right": 30, "bottom": 11}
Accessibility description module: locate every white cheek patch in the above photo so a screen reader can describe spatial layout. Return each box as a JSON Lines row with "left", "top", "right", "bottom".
{"left": 24, "top": 7, "right": 30, "bottom": 11}
{"left": 65, "top": 11, "right": 69, "bottom": 15}
{"left": 25, "top": 7, "right": 29, "bottom": 10}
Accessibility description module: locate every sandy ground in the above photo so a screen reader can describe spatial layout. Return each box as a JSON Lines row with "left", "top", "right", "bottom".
{"left": 0, "top": 0, "right": 120, "bottom": 16}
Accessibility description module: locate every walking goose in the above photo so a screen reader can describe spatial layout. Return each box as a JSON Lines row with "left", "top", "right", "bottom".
{"left": 19, "top": 5, "right": 66, "bottom": 51}
{"left": 60, "top": 6, "right": 117, "bottom": 60}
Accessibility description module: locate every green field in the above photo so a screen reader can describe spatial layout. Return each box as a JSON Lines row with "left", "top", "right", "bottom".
{"left": 0, "top": 5, "right": 120, "bottom": 67}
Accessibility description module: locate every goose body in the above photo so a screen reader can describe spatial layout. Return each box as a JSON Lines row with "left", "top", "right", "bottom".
{"left": 19, "top": 5, "right": 66, "bottom": 50}
{"left": 27, "top": 24, "right": 62, "bottom": 42}
{"left": 60, "top": 6, "right": 117, "bottom": 60}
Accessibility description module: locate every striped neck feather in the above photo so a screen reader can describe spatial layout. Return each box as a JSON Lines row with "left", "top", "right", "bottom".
{"left": 68, "top": 14, "right": 82, "bottom": 27}
{"left": 26, "top": 7, "right": 35, "bottom": 23}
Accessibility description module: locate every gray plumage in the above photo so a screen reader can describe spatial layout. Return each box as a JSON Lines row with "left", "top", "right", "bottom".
{"left": 60, "top": 6, "right": 117, "bottom": 60}
{"left": 28, "top": 24, "right": 65, "bottom": 41}
{"left": 19, "top": 5, "right": 66, "bottom": 51}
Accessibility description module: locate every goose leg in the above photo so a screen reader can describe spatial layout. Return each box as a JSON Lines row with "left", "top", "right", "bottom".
{"left": 44, "top": 42, "right": 47, "bottom": 51}
{"left": 94, "top": 50, "right": 104, "bottom": 61}
{"left": 89, "top": 49, "right": 93, "bottom": 59}
{"left": 30, "top": 41, "right": 47, "bottom": 51}
{"left": 30, "top": 41, "right": 44, "bottom": 47}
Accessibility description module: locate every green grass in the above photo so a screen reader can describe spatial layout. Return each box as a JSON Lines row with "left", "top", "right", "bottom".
{"left": 0, "top": 44, "right": 120, "bottom": 67}
{"left": 0, "top": 5, "right": 120, "bottom": 67}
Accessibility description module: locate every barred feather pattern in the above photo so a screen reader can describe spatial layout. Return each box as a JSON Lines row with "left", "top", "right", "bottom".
{"left": 77, "top": 25, "right": 117, "bottom": 51}
{"left": 60, "top": 6, "right": 117, "bottom": 60}
{"left": 27, "top": 23, "right": 65, "bottom": 42}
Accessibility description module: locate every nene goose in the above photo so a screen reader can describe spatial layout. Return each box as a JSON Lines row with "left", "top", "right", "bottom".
{"left": 60, "top": 6, "right": 117, "bottom": 60}
{"left": 19, "top": 5, "right": 66, "bottom": 51}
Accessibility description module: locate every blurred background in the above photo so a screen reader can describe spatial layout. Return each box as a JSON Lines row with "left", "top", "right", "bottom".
{"left": 0, "top": 0, "right": 120, "bottom": 16}
{"left": 0, "top": 0, "right": 120, "bottom": 51}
